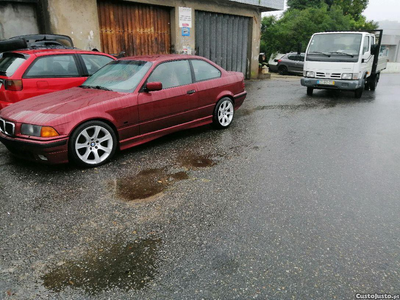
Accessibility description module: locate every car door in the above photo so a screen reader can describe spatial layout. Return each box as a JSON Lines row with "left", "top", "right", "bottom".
{"left": 190, "top": 59, "right": 223, "bottom": 118}
{"left": 296, "top": 54, "right": 305, "bottom": 73}
{"left": 137, "top": 59, "right": 198, "bottom": 134}
{"left": 22, "top": 54, "right": 85, "bottom": 99}
{"left": 286, "top": 55, "right": 297, "bottom": 73}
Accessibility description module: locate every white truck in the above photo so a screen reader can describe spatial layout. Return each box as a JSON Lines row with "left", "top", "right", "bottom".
{"left": 301, "top": 30, "right": 387, "bottom": 98}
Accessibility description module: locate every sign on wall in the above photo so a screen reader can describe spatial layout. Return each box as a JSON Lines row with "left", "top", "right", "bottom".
{"left": 179, "top": 7, "right": 192, "bottom": 28}
{"left": 182, "top": 27, "right": 190, "bottom": 36}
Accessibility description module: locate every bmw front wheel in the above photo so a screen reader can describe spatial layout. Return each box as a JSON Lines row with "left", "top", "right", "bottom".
{"left": 69, "top": 120, "right": 117, "bottom": 167}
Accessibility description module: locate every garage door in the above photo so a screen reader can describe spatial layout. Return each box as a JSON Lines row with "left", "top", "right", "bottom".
{"left": 195, "top": 11, "right": 250, "bottom": 77}
{"left": 97, "top": 1, "right": 171, "bottom": 57}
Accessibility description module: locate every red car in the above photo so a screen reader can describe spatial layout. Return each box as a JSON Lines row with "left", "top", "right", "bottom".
{"left": 0, "top": 37, "right": 115, "bottom": 109}
{"left": 0, "top": 55, "right": 247, "bottom": 167}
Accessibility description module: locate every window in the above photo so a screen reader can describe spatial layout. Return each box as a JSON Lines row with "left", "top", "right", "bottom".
{"left": 0, "top": 54, "right": 26, "bottom": 77}
{"left": 288, "top": 55, "right": 296, "bottom": 61}
{"left": 81, "top": 54, "right": 114, "bottom": 75}
{"left": 191, "top": 60, "right": 221, "bottom": 82}
{"left": 147, "top": 60, "right": 192, "bottom": 89}
{"left": 363, "top": 36, "right": 370, "bottom": 55}
{"left": 25, "top": 55, "right": 79, "bottom": 78}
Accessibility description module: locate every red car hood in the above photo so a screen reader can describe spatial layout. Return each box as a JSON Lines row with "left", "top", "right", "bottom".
{"left": 0, "top": 87, "right": 123, "bottom": 124}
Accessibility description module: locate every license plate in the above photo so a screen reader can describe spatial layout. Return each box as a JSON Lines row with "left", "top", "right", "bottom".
{"left": 317, "top": 80, "right": 335, "bottom": 85}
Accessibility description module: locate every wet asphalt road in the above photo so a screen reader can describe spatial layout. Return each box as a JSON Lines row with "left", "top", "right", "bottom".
{"left": 1, "top": 73, "right": 400, "bottom": 299}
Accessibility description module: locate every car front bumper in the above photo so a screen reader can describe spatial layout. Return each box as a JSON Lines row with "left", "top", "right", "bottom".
{"left": 301, "top": 77, "right": 364, "bottom": 90}
{"left": 0, "top": 132, "right": 69, "bottom": 164}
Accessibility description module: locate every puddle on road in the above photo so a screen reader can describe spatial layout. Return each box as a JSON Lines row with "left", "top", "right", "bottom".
{"left": 177, "top": 153, "right": 216, "bottom": 169}
{"left": 112, "top": 154, "right": 216, "bottom": 202}
{"left": 236, "top": 102, "right": 336, "bottom": 116}
{"left": 113, "top": 168, "right": 189, "bottom": 202}
{"left": 42, "top": 238, "right": 161, "bottom": 295}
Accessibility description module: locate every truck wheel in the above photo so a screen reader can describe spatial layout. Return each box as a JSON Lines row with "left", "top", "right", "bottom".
{"left": 354, "top": 88, "right": 363, "bottom": 99}
{"left": 369, "top": 74, "right": 378, "bottom": 91}
{"left": 307, "top": 87, "right": 314, "bottom": 96}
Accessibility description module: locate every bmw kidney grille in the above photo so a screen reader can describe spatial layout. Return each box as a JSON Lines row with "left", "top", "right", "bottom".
{"left": 0, "top": 118, "right": 15, "bottom": 136}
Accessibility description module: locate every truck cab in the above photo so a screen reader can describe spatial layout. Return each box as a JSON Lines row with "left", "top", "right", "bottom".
{"left": 301, "top": 31, "right": 387, "bottom": 98}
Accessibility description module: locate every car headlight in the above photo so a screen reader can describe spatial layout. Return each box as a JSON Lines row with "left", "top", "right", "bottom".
{"left": 306, "top": 71, "right": 315, "bottom": 78}
{"left": 21, "top": 124, "right": 59, "bottom": 137}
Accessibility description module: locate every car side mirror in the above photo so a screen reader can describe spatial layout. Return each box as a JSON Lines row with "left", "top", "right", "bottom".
{"left": 145, "top": 82, "right": 162, "bottom": 92}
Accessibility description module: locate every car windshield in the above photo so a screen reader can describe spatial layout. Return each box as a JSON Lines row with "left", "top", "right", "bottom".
{"left": 81, "top": 60, "right": 152, "bottom": 93}
{"left": 0, "top": 54, "right": 26, "bottom": 76}
{"left": 308, "top": 33, "right": 362, "bottom": 56}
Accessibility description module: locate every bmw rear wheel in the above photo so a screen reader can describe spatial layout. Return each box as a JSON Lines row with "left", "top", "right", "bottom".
{"left": 69, "top": 120, "right": 117, "bottom": 167}
{"left": 213, "top": 97, "right": 234, "bottom": 129}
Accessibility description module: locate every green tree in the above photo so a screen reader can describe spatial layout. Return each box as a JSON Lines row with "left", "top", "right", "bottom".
{"left": 336, "top": 0, "right": 369, "bottom": 20}
{"left": 287, "top": 0, "right": 322, "bottom": 10}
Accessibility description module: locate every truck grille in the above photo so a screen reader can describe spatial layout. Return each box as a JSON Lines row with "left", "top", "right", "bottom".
{"left": 0, "top": 118, "right": 15, "bottom": 136}
{"left": 316, "top": 72, "right": 342, "bottom": 79}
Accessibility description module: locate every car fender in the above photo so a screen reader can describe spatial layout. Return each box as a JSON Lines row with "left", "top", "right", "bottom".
{"left": 64, "top": 111, "right": 119, "bottom": 138}
{"left": 216, "top": 90, "right": 235, "bottom": 104}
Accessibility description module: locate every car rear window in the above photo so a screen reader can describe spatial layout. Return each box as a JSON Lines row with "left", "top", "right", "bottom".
{"left": 0, "top": 54, "right": 27, "bottom": 77}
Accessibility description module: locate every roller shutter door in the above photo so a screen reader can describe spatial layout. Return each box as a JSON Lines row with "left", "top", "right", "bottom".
{"left": 97, "top": 1, "right": 171, "bottom": 56}
{"left": 195, "top": 11, "right": 250, "bottom": 78}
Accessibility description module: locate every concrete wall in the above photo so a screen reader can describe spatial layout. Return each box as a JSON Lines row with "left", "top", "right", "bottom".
{"left": 46, "top": 0, "right": 101, "bottom": 50}
{"left": 46, "top": 0, "right": 266, "bottom": 79}
{"left": 0, "top": 2, "right": 39, "bottom": 40}
{"left": 382, "top": 34, "right": 400, "bottom": 63}
{"left": 382, "top": 62, "right": 400, "bottom": 74}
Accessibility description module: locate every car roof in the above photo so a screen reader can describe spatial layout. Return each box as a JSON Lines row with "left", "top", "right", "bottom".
{"left": 7, "top": 49, "right": 115, "bottom": 58}
{"left": 119, "top": 54, "right": 204, "bottom": 63}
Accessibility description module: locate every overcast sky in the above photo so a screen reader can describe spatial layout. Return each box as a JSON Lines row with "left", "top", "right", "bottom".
{"left": 363, "top": 0, "right": 400, "bottom": 22}
{"left": 264, "top": 0, "right": 400, "bottom": 23}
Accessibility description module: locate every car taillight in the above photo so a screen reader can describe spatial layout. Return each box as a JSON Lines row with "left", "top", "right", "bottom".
{"left": 5, "top": 80, "right": 23, "bottom": 91}
{"left": 278, "top": 59, "right": 282, "bottom": 63}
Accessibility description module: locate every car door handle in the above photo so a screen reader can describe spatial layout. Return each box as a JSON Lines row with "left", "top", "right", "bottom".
{"left": 187, "top": 90, "right": 196, "bottom": 95}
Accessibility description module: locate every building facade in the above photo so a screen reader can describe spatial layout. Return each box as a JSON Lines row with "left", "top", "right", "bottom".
{"left": 0, "top": 0, "right": 284, "bottom": 78}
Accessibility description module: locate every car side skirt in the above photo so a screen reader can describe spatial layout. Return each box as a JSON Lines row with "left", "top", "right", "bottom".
{"left": 119, "top": 116, "right": 213, "bottom": 151}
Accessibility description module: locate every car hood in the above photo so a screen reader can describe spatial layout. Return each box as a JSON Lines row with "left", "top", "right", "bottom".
{"left": 0, "top": 87, "right": 124, "bottom": 124}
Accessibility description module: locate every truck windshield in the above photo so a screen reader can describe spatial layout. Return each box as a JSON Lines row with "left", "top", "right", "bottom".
{"left": 307, "top": 33, "right": 362, "bottom": 62}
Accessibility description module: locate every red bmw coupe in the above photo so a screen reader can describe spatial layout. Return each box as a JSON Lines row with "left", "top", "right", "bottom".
{"left": 0, "top": 55, "right": 247, "bottom": 167}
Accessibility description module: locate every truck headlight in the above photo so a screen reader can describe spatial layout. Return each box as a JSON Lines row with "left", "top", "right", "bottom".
{"left": 342, "top": 73, "right": 360, "bottom": 80}
{"left": 341, "top": 73, "right": 353, "bottom": 80}
{"left": 306, "top": 71, "right": 315, "bottom": 78}
{"left": 21, "top": 124, "right": 59, "bottom": 137}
